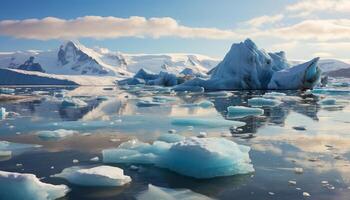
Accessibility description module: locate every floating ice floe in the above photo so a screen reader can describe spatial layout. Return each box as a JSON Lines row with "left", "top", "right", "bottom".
{"left": 36, "top": 129, "right": 77, "bottom": 141}
{"left": 0, "top": 141, "right": 41, "bottom": 160}
{"left": 61, "top": 98, "right": 88, "bottom": 108}
{"left": 153, "top": 96, "right": 178, "bottom": 103}
{"left": 158, "top": 133, "right": 185, "bottom": 143}
{"left": 137, "top": 184, "right": 214, "bottom": 200}
{"left": 171, "top": 117, "right": 246, "bottom": 128}
{"left": 103, "top": 137, "right": 254, "bottom": 179}
{"left": 52, "top": 165, "right": 131, "bottom": 187}
{"left": 319, "top": 98, "right": 336, "bottom": 105}
{"left": 248, "top": 97, "right": 281, "bottom": 107}
{"left": 312, "top": 88, "right": 350, "bottom": 95}
{"left": 227, "top": 106, "right": 264, "bottom": 118}
{"left": 0, "top": 170, "right": 69, "bottom": 200}
{"left": 0, "top": 87, "right": 15, "bottom": 94}
{"left": 136, "top": 100, "right": 164, "bottom": 107}
{"left": 197, "top": 100, "right": 214, "bottom": 108}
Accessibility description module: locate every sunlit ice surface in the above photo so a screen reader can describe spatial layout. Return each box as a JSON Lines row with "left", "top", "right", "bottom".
{"left": 0, "top": 84, "right": 350, "bottom": 200}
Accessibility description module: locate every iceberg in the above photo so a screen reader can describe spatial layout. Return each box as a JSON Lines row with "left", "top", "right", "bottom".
{"left": 227, "top": 106, "right": 264, "bottom": 118}
{"left": 103, "top": 137, "right": 254, "bottom": 179}
{"left": 137, "top": 184, "right": 213, "bottom": 200}
{"left": 171, "top": 117, "right": 246, "bottom": 128}
{"left": 52, "top": 165, "right": 131, "bottom": 187}
{"left": 118, "top": 69, "right": 180, "bottom": 87}
{"left": 0, "top": 170, "right": 68, "bottom": 200}
{"left": 248, "top": 97, "right": 281, "bottom": 107}
{"left": 36, "top": 129, "right": 77, "bottom": 141}
{"left": 174, "top": 39, "right": 321, "bottom": 90}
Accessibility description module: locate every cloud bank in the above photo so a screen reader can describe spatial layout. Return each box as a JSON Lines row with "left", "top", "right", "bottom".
{"left": 0, "top": 16, "right": 238, "bottom": 40}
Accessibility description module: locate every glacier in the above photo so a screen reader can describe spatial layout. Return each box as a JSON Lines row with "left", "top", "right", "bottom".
{"left": 0, "top": 170, "right": 68, "bottom": 200}
{"left": 137, "top": 184, "right": 214, "bottom": 200}
{"left": 52, "top": 165, "right": 131, "bottom": 187}
{"left": 173, "top": 39, "right": 321, "bottom": 90}
{"left": 103, "top": 137, "right": 254, "bottom": 179}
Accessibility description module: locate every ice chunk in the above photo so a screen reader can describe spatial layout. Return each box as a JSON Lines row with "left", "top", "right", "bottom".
{"left": 0, "top": 107, "right": 8, "bottom": 120}
{"left": 0, "top": 140, "right": 40, "bottom": 158}
{"left": 52, "top": 165, "right": 131, "bottom": 187}
{"left": 158, "top": 133, "right": 185, "bottom": 143}
{"left": 263, "top": 92, "right": 286, "bottom": 98}
{"left": 197, "top": 100, "right": 214, "bottom": 108}
{"left": 136, "top": 100, "right": 164, "bottom": 107}
{"left": 137, "top": 184, "right": 213, "bottom": 200}
{"left": 61, "top": 98, "right": 88, "bottom": 107}
{"left": 248, "top": 97, "right": 281, "bottom": 107}
{"left": 171, "top": 117, "right": 245, "bottom": 128}
{"left": 103, "top": 137, "right": 254, "bottom": 179}
{"left": 319, "top": 98, "right": 336, "bottom": 105}
{"left": 36, "top": 129, "right": 76, "bottom": 141}
{"left": 0, "top": 87, "right": 15, "bottom": 94}
{"left": 0, "top": 170, "right": 68, "bottom": 200}
{"left": 312, "top": 88, "right": 350, "bottom": 95}
{"left": 227, "top": 106, "right": 264, "bottom": 118}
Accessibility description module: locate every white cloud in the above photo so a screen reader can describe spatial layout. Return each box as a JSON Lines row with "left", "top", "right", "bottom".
{"left": 287, "top": 0, "right": 350, "bottom": 16}
{"left": 245, "top": 14, "right": 284, "bottom": 28}
{"left": 0, "top": 16, "right": 239, "bottom": 40}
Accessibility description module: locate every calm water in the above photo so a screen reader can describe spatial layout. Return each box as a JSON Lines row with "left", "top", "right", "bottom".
{"left": 0, "top": 85, "right": 350, "bottom": 200}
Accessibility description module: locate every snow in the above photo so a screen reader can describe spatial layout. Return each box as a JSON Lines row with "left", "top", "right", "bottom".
{"left": 0, "top": 170, "right": 68, "bottom": 200}
{"left": 171, "top": 117, "right": 246, "bottom": 128}
{"left": 36, "top": 129, "right": 77, "bottom": 141}
{"left": 137, "top": 184, "right": 214, "bottom": 200}
{"left": 174, "top": 39, "right": 321, "bottom": 90}
{"left": 103, "top": 137, "right": 254, "bottom": 179}
{"left": 248, "top": 97, "right": 282, "bottom": 107}
{"left": 227, "top": 106, "right": 264, "bottom": 118}
{"left": 52, "top": 165, "right": 131, "bottom": 187}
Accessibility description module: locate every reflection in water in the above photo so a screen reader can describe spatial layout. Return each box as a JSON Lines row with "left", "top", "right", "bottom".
{"left": 0, "top": 86, "right": 350, "bottom": 199}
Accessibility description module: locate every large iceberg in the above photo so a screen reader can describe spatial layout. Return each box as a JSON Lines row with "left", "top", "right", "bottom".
{"left": 103, "top": 137, "right": 254, "bottom": 179}
{"left": 52, "top": 165, "right": 131, "bottom": 187}
{"left": 137, "top": 184, "right": 213, "bottom": 200}
{"left": 174, "top": 39, "right": 321, "bottom": 90}
{"left": 0, "top": 170, "right": 68, "bottom": 200}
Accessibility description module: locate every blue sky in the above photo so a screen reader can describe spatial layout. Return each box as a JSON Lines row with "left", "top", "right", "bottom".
{"left": 0, "top": 0, "right": 349, "bottom": 61}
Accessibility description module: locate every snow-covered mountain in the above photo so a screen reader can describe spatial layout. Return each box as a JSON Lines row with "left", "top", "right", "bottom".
{"left": 0, "top": 41, "right": 219, "bottom": 79}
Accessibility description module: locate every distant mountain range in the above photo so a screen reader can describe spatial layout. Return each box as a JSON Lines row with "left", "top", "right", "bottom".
{"left": 0, "top": 40, "right": 349, "bottom": 85}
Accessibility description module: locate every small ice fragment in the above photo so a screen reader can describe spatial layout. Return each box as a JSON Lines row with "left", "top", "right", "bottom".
{"left": 171, "top": 117, "right": 246, "bottom": 128}
{"left": 227, "top": 106, "right": 264, "bottom": 118}
{"left": 0, "top": 150, "right": 11, "bottom": 157}
{"left": 130, "top": 165, "right": 139, "bottom": 171}
{"left": 90, "top": 157, "right": 99, "bottom": 162}
{"left": 16, "top": 163, "right": 23, "bottom": 167}
{"left": 197, "top": 100, "right": 214, "bottom": 108}
{"left": 0, "top": 170, "right": 68, "bottom": 200}
{"left": 158, "top": 134, "right": 185, "bottom": 143}
{"left": 52, "top": 165, "right": 131, "bottom": 186}
{"left": 248, "top": 97, "right": 281, "bottom": 107}
{"left": 136, "top": 100, "right": 164, "bottom": 107}
{"left": 51, "top": 166, "right": 55, "bottom": 169}
{"left": 319, "top": 98, "right": 336, "bottom": 105}
{"left": 321, "top": 181, "right": 328, "bottom": 184}
{"left": 137, "top": 184, "right": 213, "bottom": 200}
{"left": 198, "top": 132, "right": 207, "bottom": 138}
{"left": 294, "top": 167, "right": 303, "bottom": 174}
{"left": 293, "top": 126, "right": 306, "bottom": 131}
{"left": 221, "top": 132, "right": 232, "bottom": 137}
{"left": 296, "top": 187, "right": 301, "bottom": 190}
{"left": 110, "top": 138, "right": 121, "bottom": 143}
{"left": 303, "top": 192, "right": 311, "bottom": 197}
{"left": 61, "top": 98, "right": 88, "bottom": 108}
{"left": 72, "top": 159, "right": 79, "bottom": 164}
{"left": 268, "top": 192, "right": 275, "bottom": 195}
{"left": 36, "top": 129, "right": 76, "bottom": 141}
{"left": 288, "top": 180, "right": 297, "bottom": 186}
{"left": 168, "top": 129, "right": 176, "bottom": 134}
{"left": 0, "top": 107, "right": 8, "bottom": 120}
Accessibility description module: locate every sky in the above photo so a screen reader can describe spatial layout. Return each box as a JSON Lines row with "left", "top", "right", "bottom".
{"left": 0, "top": 0, "right": 349, "bottom": 61}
